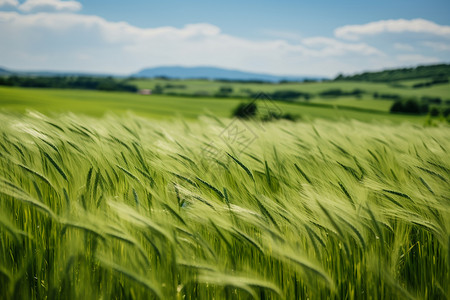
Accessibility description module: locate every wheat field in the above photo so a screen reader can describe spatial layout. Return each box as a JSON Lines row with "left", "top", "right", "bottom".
{"left": 0, "top": 111, "right": 449, "bottom": 299}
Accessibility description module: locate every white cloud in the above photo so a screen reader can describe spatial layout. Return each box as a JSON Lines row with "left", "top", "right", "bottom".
{"left": 335, "top": 19, "right": 450, "bottom": 40}
{"left": 396, "top": 54, "right": 440, "bottom": 64}
{"left": 0, "top": 11, "right": 386, "bottom": 76}
{"left": 302, "top": 37, "right": 383, "bottom": 56}
{"left": 19, "top": 0, "right": 82, "bottom": 13}
{"left": 0, "top": 0, "right": 18, "bottom": 7}
{"left": 262, "top": 29, "right": 303, "bottom": 42}
{"left": 393, "top": 43, "right": 414, "bottom": 51}
{"left": 422, "top": 41, "right": 450, "bottom": 51}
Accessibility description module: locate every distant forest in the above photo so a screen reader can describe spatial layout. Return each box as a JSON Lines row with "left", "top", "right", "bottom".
{"left": 0, "top": 76, "right": 138, "bottom": 92}
{"left": 335, "top": 64, "right": 450, "bottom": 82}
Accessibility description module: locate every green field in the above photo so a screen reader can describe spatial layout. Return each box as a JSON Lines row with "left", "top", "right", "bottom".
{"left": 0, "top": 86, "right": 434, "bottom": 123}
{"left": 131, "top": 78, "right": 450, "bottom": 101}
{"left": 0, "top": 75, "right": 449, "bottom": 299}
{"left": 0, "top": 112, "right": 449, "bottom": 299}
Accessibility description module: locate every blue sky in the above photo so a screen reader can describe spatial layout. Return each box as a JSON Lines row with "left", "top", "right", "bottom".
{"left": 0, "top": 0, "right": 449, "bottom": 76}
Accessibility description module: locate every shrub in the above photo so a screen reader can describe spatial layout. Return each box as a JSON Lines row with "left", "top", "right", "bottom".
{"left": 271, "top": 90, "right": 311, "bottom": 101}
{"left": 390, "top": 101, "right": 404, "bottom": 113}
{"left": 429, "top": 107, "right": 441, "bottom": 117}
{"left": 444, "top": 107, "right": 450, "bottom": 118}
{"left": 422, "top": 96, "right": 442, "bottom": 104}
{"left": 261, "top": 111, "right": 301, "bottom": 122}
{"left": 219, "top": 86, "right": 233, "bottom": 93}
{"left": 232, "top": 102, "right": 257, "bottom": 119}
{"left": 320, "top": 89, "right": 343, "bottom": 97}
{"left": 390, "top": 99, "right": 428, "bottom": 115}
{"left": 403, "top": 99, "right": 421, "bottom": 113}
{"left": 153, "top": 84, "right": 164, "bottom": 94}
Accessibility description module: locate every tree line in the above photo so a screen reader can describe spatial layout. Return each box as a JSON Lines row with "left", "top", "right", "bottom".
{"left": 0, "top": 76, "right": 138, "bottom": 92}
{"left": 335, "top": 64, "right": 450, "bottom": 82}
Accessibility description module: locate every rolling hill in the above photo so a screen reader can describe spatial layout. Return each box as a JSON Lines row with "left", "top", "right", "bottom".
{"left": 335, "top": 63, "right": 450, "bottom": 82}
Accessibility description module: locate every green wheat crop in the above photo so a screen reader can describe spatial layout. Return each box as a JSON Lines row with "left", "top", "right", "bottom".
{"left": 0, "top": 111, "right": 449, "bottom": 299}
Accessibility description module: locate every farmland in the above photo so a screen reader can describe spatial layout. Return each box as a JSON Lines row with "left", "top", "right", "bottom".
{"left": 130, "top": 77, "right": 450, "bottom": 100}
{"left": 2, "top": 76, "right": 450, "bottom": 123}
{"left": 0, "top": 70, "right": 449, "bottom": 299}
{"left": 0, "top": 86, "right": 424, "bottom": 122}
{"left": 0, "top": 111, "right": 449, "bottom": 299}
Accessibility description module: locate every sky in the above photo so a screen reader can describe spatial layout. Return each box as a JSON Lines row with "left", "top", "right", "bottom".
{"left": 0, "top": 0, "right": 449, "bottom": 77}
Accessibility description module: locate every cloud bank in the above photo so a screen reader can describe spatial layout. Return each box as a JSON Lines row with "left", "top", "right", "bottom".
{"left": 0, "top": 9, "right": 448, "bottom": 76}
{"left": 0, "top": 0, "right": 18, "bottom": 7}
{"left": 335, "top": 18, "right": 450, "bottom": 40}
{"left": 1, "top": 0, "right": 83, "bottom": 12}
{"left": 19, "top": 0, "right": 82, "bottom": 12}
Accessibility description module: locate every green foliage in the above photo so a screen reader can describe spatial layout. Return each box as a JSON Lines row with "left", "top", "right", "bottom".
{"left": 444, "top": 107, "right": 450, "bottom": 118}
{"left": 152, "top": 84, "right": 164, "bottom": 94}
{"left": 231, "top": 102, "right": 300, "bottom": 121}
{"left": 319, "top": 88, "right": 364, "bottom": 97}
{"left": 335, "top": 63, "right": 450, "bottom": 82}
{"left": 373, "top": 93, "right": 401, "bottom": 100}
{"left": 0, "top": 112, "right": 449, "bottom": 299}
{"left": 0, "top": 85, "right": 436, "bottom": 123}
{"left": 214, "top": 86, "right": 234, "bottom": 98}
{"left": 421, "top": 96, "right": 442, "bottom": 104}
{"left": 390, "top": 98, "right": 429, "bottom": 115}
{"left": 232, "top": 102, "right": 258, "bottom": 118}
{"left": 413, "top": 75, "right": 449, "bottom": 88}
{"left": 219, "top": 86, "right": 233, "bottom": 93}
{"left": 266, "top": 90, "right": 311, "bottom": 101}
{"left": 429, "top": 107, "right": 441, "bottom": 117}
{"left": 164, "top": 83, "right": 186, "bottom": 89}
{"left": 260, "top": 111, "right": 301, "bottom": 122}
{"left": 0, "top": 75, "right": 138, "bottom": 92}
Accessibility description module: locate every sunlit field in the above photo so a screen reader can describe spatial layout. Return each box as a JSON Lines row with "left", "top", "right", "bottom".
{"left": 0, "top": 86, "right": 431, "bottom": 123}
{"left": 1, "top": 111, "right": 448, "bottom": 299}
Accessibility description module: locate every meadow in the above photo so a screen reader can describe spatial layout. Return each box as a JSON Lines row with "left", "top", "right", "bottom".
{"left": 0, "top": 73, "right": 449, "bottom": 299}
{"left": 0, "top": 110, "right": 449, "bottom": 299}
{"left": 0, "top": 86, "right": 434, "bottom": 123}
{"left": 130, "top": 77, "right": 450, "bottom": 101}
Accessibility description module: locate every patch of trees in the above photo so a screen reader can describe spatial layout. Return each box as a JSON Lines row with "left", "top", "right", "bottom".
{"left": 421, "top": 96, "right": 442, "bottom": 104}
{"left": 232, "top": 102, "right": 300, "bottom": 121}
{"left": 214, "top": 86, "right": 234, "bottom": 97}
{"left": 164, "top": 84, "right": 186, "bottom": 89}
{"left": 373, "top": 93, "right": 401, "bottom": 100}
{"left": 445, "top": 108, "right": 450, "bottom": 118}
{"left": 163, "top": 88, "right": 312, "bottom": 101}
{"left": 429, "top": 106, "right": 450, "bottom": 118}
{"left": 216, "top": 79, "right": 272, "bottom": 84}
{"left": 301, "top": 79, "right": 319, "bottom": 83}
{"left": 260, "top": 111, "right": 301, "bottom": 122}
{"left": 238, "top": 89, "right": 312, "bottom": 101}
{"left": 232, "top": 102, "right": 258, "bottom": 119}
{"left": 246, "top": 90, "right": 311, "bottom": 101}
{"left": 389, "top": 95, "right": 450, "bottom": 117}
{"left": 0, "top": 76, "right": 138, "bottom": 92}
{"left": 412, "top": 75, "right": 449, "bottom": 88}
{"left": 334, "top": 64, "right": 450, "bottom": 82}
{"left": 240, "top": 88, "right": 253, "bottom": 94}
{"left": 268, "top": 90, "right": 311, "bottom": 101}
{"left": 152, "top": 84, "right": 164, "bottom": 94}
{"left": 319, "top": 88, "right": 364, "bottom": 97}
{"left": 390, "top": 98, "right": 429, "bottom": 115}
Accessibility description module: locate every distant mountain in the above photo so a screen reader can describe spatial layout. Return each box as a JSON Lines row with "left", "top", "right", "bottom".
{"left": 335, "top": 63, "right": 450, "bottom": 82}
{"left": 0, "top": 67, "right": 12, "bottom": 76}
{"left": 132, "top": 66, "right": 324, "bottom": 82}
